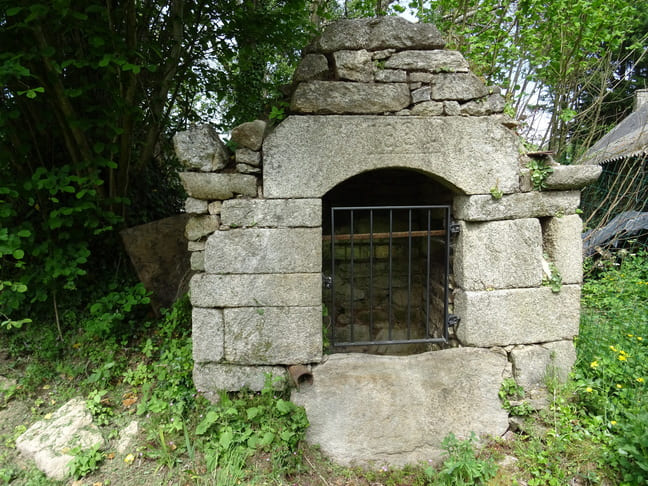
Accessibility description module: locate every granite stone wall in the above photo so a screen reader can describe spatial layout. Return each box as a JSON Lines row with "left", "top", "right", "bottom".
{"left": 173, "top": 16, "right": 601, "bottom": 405}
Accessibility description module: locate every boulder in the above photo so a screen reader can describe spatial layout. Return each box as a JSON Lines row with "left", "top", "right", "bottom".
{"left": 173, "top": 125, "right": 229, "bottom": 172}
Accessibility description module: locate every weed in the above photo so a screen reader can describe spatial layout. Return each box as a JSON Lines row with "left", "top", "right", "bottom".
{"left": 526, "top": 159, "right": 554, "bottom": 190}
{"left": 86, "top": 389, "right": 113, "bottom": 426}
{"left": 426, "top": 433, "right": 497, "bottom": 485}
{"left": 499, "top": 378, "right": 533, "bottom": 416}
{"left": 67, "top": 444, "right": 104, "bottom": 479}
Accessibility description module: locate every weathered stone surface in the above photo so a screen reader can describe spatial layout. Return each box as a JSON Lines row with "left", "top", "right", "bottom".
{"left": 263, "top": 116, "right": 520, "bottom": 197}
{"left": 455, "top": 285, "right": 581, "bottom": 346}
{"left": 291, "top": 81, "right": 410, "bottom": 114}
{"left": 179, "top": 172, "right": 257, "bottom": 200}
{"left": 454, "top": 191, "right": 581, "bottom": 221}
{"left": 116, "top": 420, "right": 139, "bottom": 455}
{"left": 224, "top": 306, "right": 322, "bottom": 364}
{"left": 194, "top": 363, "right": 287, "bottom": 401}
{"left": 443, "top": 101, "right": 460, "bottom": 115}
{"left": 410, "top": 101, "right": 443, "bottom": 115}
{"left": 120, "top": 215, "right": 191, "bottom": 314}
{"left": 230, "top": 120, "right": 267, "bottom": 151}
{"left": 236, "top": 163, "right": 261, "bottom": 174}
{"left": 187, "top": 240, "right": 206, "bottom": 252}
{"left": 430, "top": 73, "right": 489, "bottom": 101}
{"left": 235, "top": 148, "right": 261, "bottom": 166}
{"left": 185, "top": 215, "right": 219, "bottom": 241}
{"left": 306, "top": 17, "right": 445, "bottom": 53}
{"left": 411, "top": 86, "right": 431, "bottom": 103}
{"left": 208, "top": 201, "right": 222, "bottom": 214}
{"left": 190, "top": 251, "right": 204, "bottom": 271}
{"left": 221, "top": 198, "right": 321, "bottom": 228}
{"left": 205, "top": 228, "right": 321, "bottom": 274}
{"left": 190, "top": 273, "right": 321, "bottom": 308}
{"left": 542, "top": 215, "right": 583, "bottom": 284}
{"left": 410, "top": 72, "right": 433, "bottom": 83}
{"left": 460, "top": 94, "right": 506, "bottom": 116}
{"left": 16, "top": 397, "right": 105, "bottom": 480}
{"left": 384, "top": 50, "right": 469, "bottom": 72}
{"left": 455, "top": 219, "right": 543, "bottom": 290}
{"left": 373, "top": 49, "right": 396, "bottom": 60}
{"left": 510, "top": 340, "right": 576, "bottom": 390}
{"left": 291, "top": 348, "right": 510, "bottom": 467}
{"left": 184, "top": 197, "right": 208, "bottom": 214}
{"left": 333, "top": 49, "right": 373, "bottom": 82}
{"left": 375, "top": 69, "right": 407, "bottom": 83}
{"left": 543, "top": 165, "right": 602, "bottom": 190}
{"left": 293, "top": 54, "right": 330, "bottom": 82}
{"left": 173, "top": 125, "right": 229, "bottom": 172}
{"left": 192, "top": 308, "right": 224, "bottom": 363}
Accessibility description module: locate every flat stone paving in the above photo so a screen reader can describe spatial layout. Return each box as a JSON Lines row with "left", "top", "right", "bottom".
{"left": 291, "top": 348, "right": 511, "bottom": 468}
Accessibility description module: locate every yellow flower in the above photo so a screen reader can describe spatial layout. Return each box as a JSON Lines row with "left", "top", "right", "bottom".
{"left": 616, "top": 384, "right": 623, "bottom": 389}
{"left": 638, "top": 337, "right": 644, "bottom": 341}
{"left": 637, "top": 378, "right": 645, "bottom": 383}
{"left": 124, "top": 454, "right": 135, "bottom": 465}
{"left": 611, "top": 420, "right": 617, "bottom": 425}
{"left": 618, "top": 355, "right": 627, "bottom": 361}
{"left": 627, "top": 333, "right": 634, "bottom": 337}
{"left": 585, "top": 387, "right": 593, "bottom": 393}
{"left": 609, "top": 345, "right": 617, "bottom": 352}
{"left": 590, "top": 360, "right": 599, "bottom": 368}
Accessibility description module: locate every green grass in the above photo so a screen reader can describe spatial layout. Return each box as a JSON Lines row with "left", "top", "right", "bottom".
{"left": 1, "top": 253, "right": 648, "bottom": 484}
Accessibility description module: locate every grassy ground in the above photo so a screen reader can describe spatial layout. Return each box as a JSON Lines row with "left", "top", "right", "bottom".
{"left": 0, "top": 252, "right": 647, "bottom": 485}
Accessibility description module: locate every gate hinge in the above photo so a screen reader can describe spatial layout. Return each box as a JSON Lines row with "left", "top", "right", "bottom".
{"left": 322, "top": 273, "right": 333, "bottom": 289}
{"left": 449, "top": 222, "right": 461, "bottom": 235}
{"left": 447, "top": 314, "right": 460, "bottom": 328}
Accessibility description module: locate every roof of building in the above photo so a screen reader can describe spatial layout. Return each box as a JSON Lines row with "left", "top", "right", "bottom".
{"left": 579, "top": 90, "right": 648, "bottom": 165}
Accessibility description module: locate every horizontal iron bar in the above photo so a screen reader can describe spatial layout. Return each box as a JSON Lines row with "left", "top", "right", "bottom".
{"left": 323, "top": 229, "right": 446, "bottom": 241}
{"left": 333, "top": 337, "right": 447, "bottom": 347}
{"left": 332, "top": 205, "right": 451, "bottom": 211}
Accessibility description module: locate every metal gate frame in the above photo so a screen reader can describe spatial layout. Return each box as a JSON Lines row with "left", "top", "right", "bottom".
{"left": 323, "top": 205, "right": 455, "bottom": 348}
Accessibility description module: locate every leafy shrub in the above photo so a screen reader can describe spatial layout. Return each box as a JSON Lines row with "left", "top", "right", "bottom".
{"left": 426, "top": 433, "right": 496, "bottom": 485}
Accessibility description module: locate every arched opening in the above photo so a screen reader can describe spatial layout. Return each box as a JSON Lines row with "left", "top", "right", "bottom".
{"left": 322, "top": 169, "right": 456, "bottom": 355}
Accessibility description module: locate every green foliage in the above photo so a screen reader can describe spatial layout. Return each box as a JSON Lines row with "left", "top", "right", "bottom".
{"left": 67, "top": 444, "right": 105, "bottom": 479}
{"left": 542, "top": 259, "right": 563, "bottom": 293}
{"left": 489, "top": 185, "right": 503, "bottom": 200}
{"left": 526, "top": 160, "right": 555, "bottom": 191}
{"left": 83, "top": 283, "right": 151, "bottom": 338}
{"left": 195, "top": 375, "right": 309, "bottom": 475}
{"left": 499, "top": 378, "right": 534, "bottom": 417}
{"left": 426, "top": 433, "right": 497, "bottom": 485}
{"left": 86, "top": 389, "right": 114, "bottom": 426}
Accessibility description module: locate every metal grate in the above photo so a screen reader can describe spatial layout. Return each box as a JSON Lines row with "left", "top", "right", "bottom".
{"left": 323, "top": 205, "right": 453, "bottom": 348}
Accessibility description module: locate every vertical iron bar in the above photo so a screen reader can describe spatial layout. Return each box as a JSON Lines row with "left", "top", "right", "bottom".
{"left": 426, "top": 209, "right": 431, "bottom": 338}
{"left": 444, "top": 208, "right": 451, "bottom": 342}
{"left": 388, "top": 209, "right": 393, "bottom": 340}
{"left": 369, "top": 209, "right": 374, "bottom": 341}
{"left": 331, "top": 207, "right": 336, "bottom": 346}
{"left": 350, "top": 210, "right": 354, "bottom": 343}
{"left": 407, "top": 209, "right": 412, "bottom": 340}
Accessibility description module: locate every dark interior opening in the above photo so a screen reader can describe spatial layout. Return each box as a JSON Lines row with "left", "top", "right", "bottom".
{"left": 322, "top": 169, "right": 454, "bottom": 356}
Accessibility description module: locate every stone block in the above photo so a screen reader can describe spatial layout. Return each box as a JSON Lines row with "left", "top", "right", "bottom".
{"left": 384, "top": 50, "right": 469, "bottom": 72}
{"left": 411, "top": 86, "right": 431, "bottom": 103}
{"left": 305, "top": 17, "right": 445, "bottom": 53}
{"left": 184, "top": 197, "right": 208, "bottom": 214}
{"left": 205, "top": 228, "right": 321, "bottom": 274}
{"left": 544, "top": 165, "right": 602, "bottom": 190}
{"left": 409, "top": 72, "right": 433, "bottom": 83}
{"left": 455, "top": 219, "right": 543, "bottom": 290}
{"left": 235, "top": 148, "right": 261, "bottom": 166}
{"left": 454, "top": 191, "right": 581, "bottom": 221}
{"left": 510, "top": 340, "right": 576, "bottom": 390}
{"left": 185, "top": 214, "right": 219, "bottom": 241}
{"left": 208, "top": 201, "right": 222, "bottom": 214}
{"left": 221, "top": 198, "right": 321, "bottom": 228}
{"left": 189, "top": 273, "right": 321, "bottom": 307}
{"left": 236, "top": 163, "right": 261, "bottom": 174}
{"left": 187, "top": 240, "right": 206, "bottom": 251}
{"left": 173, "top": 125, "right": 229, "bottom": 172}
{"left": 542, "top": 215, "right": 583, "bottom": 284}
{"left": 294, "top": 53, "right": 330, "bottom": 82}
{"left": 190, "top": 251, "right": 204, "bottom": 271}
{"left": 230, "top": 120, "right": 267, "bottom": 151}
{"left": 192, "top": 307, "right": 224, "bottom": 363}
{"left": 193, "top": 363, "right": 287, "bottom": 401}
{"left": 375, "top": 69, "right": 407, "bottom": 83}
{"left": 291, "top": 81, "right": 411, "bottom": 114}
{"left": 292, "top": 348, "right": 510, "bottom": 467}
{"left": 333, "top": 49, "right": 373, "bottom": 82}
{"left": 430, "top": 73, "right": 489, "bottom": 101}
{"left": 443, "top": 101, "right": 460, "bottom": 115}
{"left": 460, "top": 94, "right": 505, "bottom": 116}
{"left": 454, "top": 285, "right": 581, "bottom": 346}
{"left": 411, "top": 101, "right": 443, "bottom": 115}
{"left": 263, "top": 115, "right": 520, "bottom": 198}
{"left": 179, "top": 172, "right": 257, "bottom": 200}
{"left": 223, "top": 306, "right": 322, "bottom": 364}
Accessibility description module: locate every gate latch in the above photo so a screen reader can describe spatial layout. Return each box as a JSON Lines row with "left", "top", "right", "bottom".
{"left": 447, "top": 314, "right": 460, "bottom": 328}
{"left": 449, "top": 222, "right": 461, "bottom": 235}
{"left": 322, "top": 273, "right": 333, "bottom": 289}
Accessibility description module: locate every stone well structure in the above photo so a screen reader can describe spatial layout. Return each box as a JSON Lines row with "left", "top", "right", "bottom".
{"left": 174, "top": 17, "right": 601, "bottom": 467}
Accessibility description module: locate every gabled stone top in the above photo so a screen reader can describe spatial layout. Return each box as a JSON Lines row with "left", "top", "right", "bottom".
{"left": 304, "top": 16, "right": 446, "bottom": 53}
{"left": 291, "top": 17, "right": 507, "bottom": 117}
